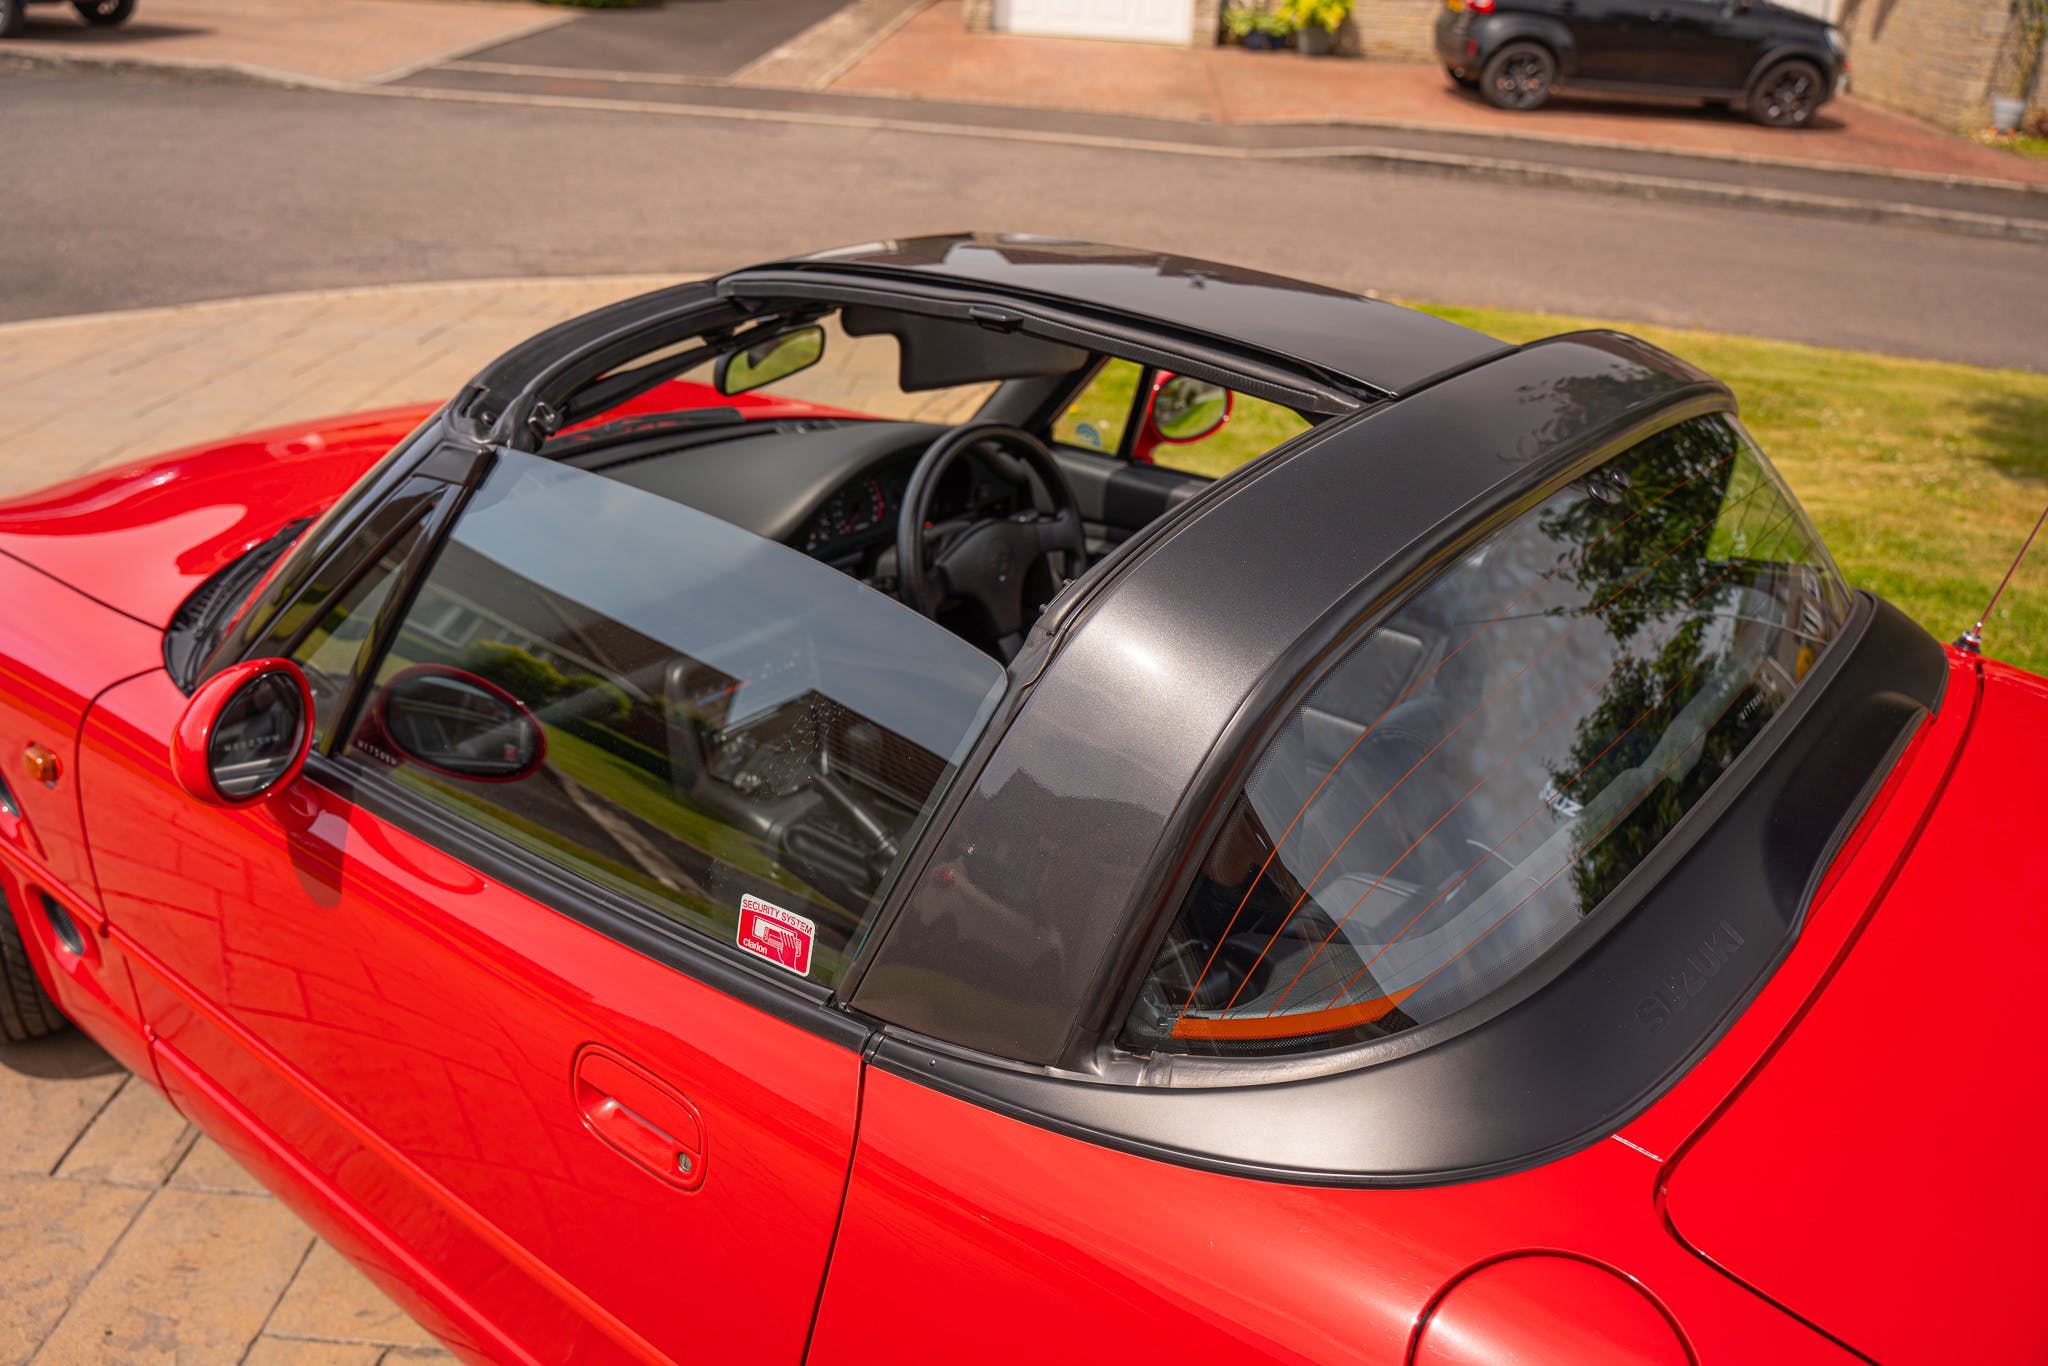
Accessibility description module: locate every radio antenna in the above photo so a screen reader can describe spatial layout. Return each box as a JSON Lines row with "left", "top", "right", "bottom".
{"left": 1957, "top": 499, "right": 2048, "bottom": 655}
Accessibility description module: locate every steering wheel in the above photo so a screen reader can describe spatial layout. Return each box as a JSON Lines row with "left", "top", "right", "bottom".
{"left": 897, "top": 424, "right": 1089, "bottom": 661}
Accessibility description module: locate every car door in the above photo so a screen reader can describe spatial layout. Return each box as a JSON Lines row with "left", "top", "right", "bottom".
{"left": 81, "top": 444, "right": 1006, "bottom": 1362}
{"left": 1556, "top": 0, "right": 1667, "bottom": 82}
{"left": 1654, "top": 0, "right": 1767, "bottom": 89}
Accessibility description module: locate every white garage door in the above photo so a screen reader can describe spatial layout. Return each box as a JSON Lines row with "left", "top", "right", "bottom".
{"left": 994, "top": 0, "right": 1194, "bottom": 44}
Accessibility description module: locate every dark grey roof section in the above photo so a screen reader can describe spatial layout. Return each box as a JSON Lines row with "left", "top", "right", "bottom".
{"left": 757, "top": 233, "right": 1512, "bottom": 398}
{"left": 852, "top": 331, "right": 1730, "bottom": 1067}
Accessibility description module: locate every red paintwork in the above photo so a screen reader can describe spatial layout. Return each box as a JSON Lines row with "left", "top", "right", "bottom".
{"left": 0, "top": 383, "right": 864, "bottom": 630}
{"left": 1, "top": 392, "right": 2039, "bottom": 1365}
{"left": 1663, "top": 656, "right": 2048, "bottom": 1366}
{"left": 80, "top": 665, "right": 861, "bottom": 1364}
{"left": 0, "top": 406, "right": 436, "bottom": 627}
{"left": 167, "top": 658, "right": 314, "bottom": 805}
{"left": 0, "top": 552, "right": 163, "bottom": 1079}
{"left": 1413, "top": 1255, "right": 1691, "bottom": 1364}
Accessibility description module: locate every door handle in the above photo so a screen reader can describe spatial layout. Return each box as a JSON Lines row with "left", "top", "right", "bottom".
{"left": 573, "top": 1045, "right": 706, "bottom": 1191}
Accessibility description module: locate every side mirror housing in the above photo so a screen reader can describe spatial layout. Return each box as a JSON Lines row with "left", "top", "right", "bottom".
{"left": 1134, "top": 372, "right": 1234, "bottom": 462}
{"left": 362, "top": 664, "right": 546, "bottom": 783}
{"left": 170, "top": 659, "right": 315, "bottom": 806}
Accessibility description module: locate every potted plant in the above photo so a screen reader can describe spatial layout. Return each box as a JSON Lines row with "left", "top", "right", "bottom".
{"left": 1223, "top": 2, "right": 1296, "bottom": 49}
{"left": 1280, "top": 0, "right": 1352, "bottom": 56}
{"left": 1992, "top": 0, "right": 2046, "bottom": 131}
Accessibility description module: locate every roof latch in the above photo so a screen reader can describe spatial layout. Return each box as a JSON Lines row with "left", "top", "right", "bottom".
{"left": 967, "top": 305, "right": 1023, "bottom": 333}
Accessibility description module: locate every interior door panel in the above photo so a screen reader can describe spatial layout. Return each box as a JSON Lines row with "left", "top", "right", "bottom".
{"left": 1051, "top": 444, "right": 1208, "bottom": 541}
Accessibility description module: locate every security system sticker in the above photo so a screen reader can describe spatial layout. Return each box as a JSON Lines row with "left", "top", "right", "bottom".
{"left": 738, "top": 895, "right": 815, "bottom": 977}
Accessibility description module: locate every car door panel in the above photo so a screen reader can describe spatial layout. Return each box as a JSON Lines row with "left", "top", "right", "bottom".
{"left": 81, "top": 667, "right": 864, "bottom": 1365}
{"left": 1559, "top": 0, "right": 1664, "bottom": 81}
{"left": 1051, "top": 445, "right": 1207, "bottom": 536}
{"left": 1657, "top": 0, "right": 1763, "bottom": 88}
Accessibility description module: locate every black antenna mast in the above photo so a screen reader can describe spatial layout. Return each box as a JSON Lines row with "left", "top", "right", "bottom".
{"left": 1957, "top": 499, "right": 2048, "bottom": 655}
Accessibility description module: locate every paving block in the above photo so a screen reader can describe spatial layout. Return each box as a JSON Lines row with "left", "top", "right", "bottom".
{"left": 0, "top": 1174, "right": 151, "bottom": 1364}
{"left": 241, "top": 1336, "right": 385, "bottom": 1365}
{"left": 29, "top": 1186, "right": 314, "bottom": 1365}
{"left": 168, "top": 1135, "right": 272, "bottom": 1196}
{"left": 0, "top": 1036, "right": 126, "bottom": 1177}
{"left": 266, "top": 1240, "right": 442, "bottom": 1349}
{"left": 54, "top": 1075, "right": 196, "bottom": 1187}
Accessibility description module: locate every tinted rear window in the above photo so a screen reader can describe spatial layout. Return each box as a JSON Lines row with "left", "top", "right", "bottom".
{"left": 1125, "top": 414, "right": 1850, "bottom": 1056}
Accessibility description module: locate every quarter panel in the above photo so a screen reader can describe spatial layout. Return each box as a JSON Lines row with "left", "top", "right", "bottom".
{"left": 809, "top": 1067, "right": 1856, "bottom": 1364}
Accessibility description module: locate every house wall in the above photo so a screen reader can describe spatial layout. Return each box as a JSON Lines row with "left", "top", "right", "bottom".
{"left": 1839, "top": 0, "right": 2044, "bottom": 130}
{"left": 1351, "top": 0, "right": 1444, "bottom": 61}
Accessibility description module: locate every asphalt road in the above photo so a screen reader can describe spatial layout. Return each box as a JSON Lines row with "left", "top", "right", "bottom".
{"left": 4, "top": 67, "right": 2045, "bottom": 371}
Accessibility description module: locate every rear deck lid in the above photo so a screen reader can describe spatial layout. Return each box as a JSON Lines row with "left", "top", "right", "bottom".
{"left": 1663, "top": 661, "right": 2048, "bottom": 1366}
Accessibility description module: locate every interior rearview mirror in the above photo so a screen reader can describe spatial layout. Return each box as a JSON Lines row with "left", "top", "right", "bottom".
{"left": 371, "top": 665, "right": 546, "bottom": 783}
{"left": 714, "top": 325, "right": 825, "bottom": 396}
{"left": 170, "top": 658, "right": 315, "bottom": 806}
{"left": 1147, "top": 374, "right": 1233, "bottom": 444}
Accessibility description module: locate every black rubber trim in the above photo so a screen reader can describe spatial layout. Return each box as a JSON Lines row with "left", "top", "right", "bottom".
{"left": 718, "top": 274, "right": 1371, "bottom": 416}
{"left": 867, "top": 593, "right": 1946, "bottom": 1185}
{"left": 305, "top": 755, "right": 874, "bottom": 1053}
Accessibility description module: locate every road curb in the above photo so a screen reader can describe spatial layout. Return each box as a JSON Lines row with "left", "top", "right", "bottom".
{"left": 7, "top": 46, "right": 2046, "bottom": 243}
{"left": 1296, "top": 146, "right": 2048, "bottom": 244}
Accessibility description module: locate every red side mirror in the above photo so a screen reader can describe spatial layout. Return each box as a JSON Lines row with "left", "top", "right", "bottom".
{"left": 1133, "top": 372, "right": 1233, "bottom": 463}
{"left": 361, "top": 663, "right": 546, "bottom": 784}
{"left": 170, "top": 658, "right": 315, "bottom": 806}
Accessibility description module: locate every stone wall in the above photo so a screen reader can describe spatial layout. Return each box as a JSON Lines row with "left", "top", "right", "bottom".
{"left": 1839, "top": 0, "right": 2045, "bottom": 129}
{"left": 1349, "top": 0, "right": 1445, "bottom": 61}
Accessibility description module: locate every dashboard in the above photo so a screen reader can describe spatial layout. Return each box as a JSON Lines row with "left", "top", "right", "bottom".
{"left": 575, "top": 416, "right": 1025, "bottom": 570}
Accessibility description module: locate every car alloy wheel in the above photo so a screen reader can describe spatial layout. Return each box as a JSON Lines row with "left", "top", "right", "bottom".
{"left": 1481, "top": 42, "right": 1556, "bottom": 112}
{"left": 71, "top": 0, "right": 136, "bottom": 25}
{"left": 1751, "top": 59, "right": 1823, "bottom": 127}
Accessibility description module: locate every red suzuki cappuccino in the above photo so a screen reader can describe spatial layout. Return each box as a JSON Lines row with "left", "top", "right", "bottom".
{"left": 1, "top": 237, "right": 2041, "bottom": 1365}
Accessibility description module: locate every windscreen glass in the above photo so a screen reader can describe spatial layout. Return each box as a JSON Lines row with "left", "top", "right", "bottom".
{"left": 1126, "top": 414, "right": 1851, "bottom": 1056}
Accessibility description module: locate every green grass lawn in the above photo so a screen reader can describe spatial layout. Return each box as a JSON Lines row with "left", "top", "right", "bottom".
{"left": 1416, "top": 304, "right": 2048, "bottom": 675}
{"left": 1061, "top": 308, "right": 2047, "bottom": 672}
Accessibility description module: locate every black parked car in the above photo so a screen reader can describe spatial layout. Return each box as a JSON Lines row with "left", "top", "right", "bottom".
{"left": 1436, "top": 0, "right": 1844, "bottom": 126}
{"left": 0, "top": 0, "right": 134, "bottom": 37}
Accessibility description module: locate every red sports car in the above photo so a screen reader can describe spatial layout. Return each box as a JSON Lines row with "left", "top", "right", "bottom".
{"left": 1, "top": 236, "right": 2040, "bottom": 1365}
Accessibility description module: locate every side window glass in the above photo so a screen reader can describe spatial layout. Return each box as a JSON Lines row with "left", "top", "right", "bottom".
{"left": 344, "top": 450, "right": 1007, "bottom": 989}
{"left": 1050, "top": 359, "right": 1313, "bottom": 475}
{"left": 1145, "top": 390, "right": 1312, "bottom": 479}
{"left": 290, "top": 518, "right": 428, "bottom": 747}
{"left": 1051, "top": 358, "right": 1142, "bottom": 454}
{"left": 1125, "top": 415, "right": 1850, "bottom": 1057}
